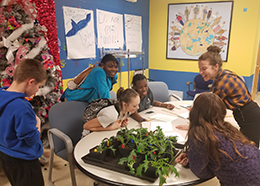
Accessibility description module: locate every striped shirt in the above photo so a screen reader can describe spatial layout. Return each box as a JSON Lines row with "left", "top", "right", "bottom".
{"left": 212, "top": 69, "right": 251, "bottom": 110}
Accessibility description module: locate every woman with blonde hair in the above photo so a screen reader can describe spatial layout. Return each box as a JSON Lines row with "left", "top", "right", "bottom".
{"left": 82, "top": 87, "right": 140, "bottom": 137}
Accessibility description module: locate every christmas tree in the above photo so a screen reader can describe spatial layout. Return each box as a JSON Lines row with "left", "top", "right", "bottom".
{"left": 0, "top": 0, "right": 62, "bottom": 127}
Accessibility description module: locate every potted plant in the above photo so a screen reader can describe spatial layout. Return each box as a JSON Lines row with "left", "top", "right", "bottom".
{"left": 89, "top": 138, "right": 117, "bottom": 161}
{"left": 86, "top": 125, "right": 180, "bottom": 185}
{"left": 117, "top": 126, "right": 179, "bottom": 186}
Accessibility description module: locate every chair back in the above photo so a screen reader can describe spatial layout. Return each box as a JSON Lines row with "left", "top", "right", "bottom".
{"left": 147, "top": 81, "right": 169, "bottom": 102}
{"left": 48, "top": 101, "right": 89, "bottom": 160}
{"left": 110, "top": 90, "right": 117, "bottom": 100}
{"left": 194, "top": 74, "right": 213, "bottom": 91}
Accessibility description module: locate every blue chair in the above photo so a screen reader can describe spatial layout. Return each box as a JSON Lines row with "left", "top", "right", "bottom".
{"left": 186, "top": 74, "right": 213, "bottom": 100}
{"left": 110, "top": 90, "right": 117, "bottom": 100}
{"left": 148, "top": 81, "right": 182, "bottom": 102}
{"left": 47, "top": 101, "right": 89, "bottom": 186}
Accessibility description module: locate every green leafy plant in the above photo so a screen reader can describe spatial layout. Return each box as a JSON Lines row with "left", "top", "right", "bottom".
{"left": 91, "top": 126, "right": 179, "bottom": 186}
{"left": 136, "top": 157, "right": 179, "bottom": 186}
{"left": 117, "top": 126, "right": 179, "bottom": 186}
{"left": 97, "top": 138, "right": 117, "bottom": 155}
{"left": 118, "top": 150, "right": 138, "bottom": 174}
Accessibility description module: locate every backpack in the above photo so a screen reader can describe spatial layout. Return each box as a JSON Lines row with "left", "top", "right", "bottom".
{"left": 82, "top": 98, "right": 119, "bottom": 123}
{"left": 67, "top": 62, "right": 98, "bottom": 90}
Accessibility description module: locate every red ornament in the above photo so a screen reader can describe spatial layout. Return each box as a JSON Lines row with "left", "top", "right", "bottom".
{"left": 15, "top": 46, "right": 27, "bottom": 65}
{"left": 2, "top": 79, "right": 11, "bottom": 87}
{"left": 7, "top": 16, "right": 21, "bottom": 30}
{"left": 5, "top": 63, "right": 15, "bottom": 77}
{"left": 0, "top": 14, "right": 5, "bottom": 24}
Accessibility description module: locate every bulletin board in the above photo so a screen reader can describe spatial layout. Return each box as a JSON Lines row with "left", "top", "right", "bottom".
{"left": 54, "top": 0, "right": 149, "bottom": 80}
{"left": 166, "top": 1, "right": 233, "bottom": 61}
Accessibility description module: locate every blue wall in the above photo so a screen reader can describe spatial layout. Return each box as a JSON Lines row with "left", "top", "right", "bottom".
{"left": 55, "top": 0, "right": 149, "bottom": 79}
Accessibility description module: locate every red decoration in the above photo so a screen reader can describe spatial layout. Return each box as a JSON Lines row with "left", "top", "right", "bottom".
{"left": 7, "top": 16, "right": 21, "bottom": 30}
{"left": 2, "top": 78, "right": 11, "bottom": 87}
{"left": 0, "top": 14, "right": 5, "bottom": 24}
{"left": 5, "top": 63, "right": 15, "bottom": 77}
{"left": 15, "top": 46, "right": 27, "bottom": 65}
{"left": 25, "top": 94, "right": 35, "bottom": 101}
{"left": 31, "top": 0, "right": 62, "bottom": 86}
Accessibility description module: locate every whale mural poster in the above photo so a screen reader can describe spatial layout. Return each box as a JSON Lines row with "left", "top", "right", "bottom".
{"left": 63, "top": 6, "right": 96, "bottom": 59}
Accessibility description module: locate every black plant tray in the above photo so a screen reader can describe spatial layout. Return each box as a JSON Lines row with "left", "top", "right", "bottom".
{"left": 81, "top": 152, "right": 158, "bottom": 182}
{"left": 81, "top": 144, "right": 183, "bottom": 183}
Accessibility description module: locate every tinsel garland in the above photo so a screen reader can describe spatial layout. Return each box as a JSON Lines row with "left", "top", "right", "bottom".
{"left": 31, "top": 0, "right": 62, "bottom": 86}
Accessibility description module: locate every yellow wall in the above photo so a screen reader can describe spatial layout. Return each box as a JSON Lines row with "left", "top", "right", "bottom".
{"left": 149, "top": 0, "right": 260, "bottom": 76}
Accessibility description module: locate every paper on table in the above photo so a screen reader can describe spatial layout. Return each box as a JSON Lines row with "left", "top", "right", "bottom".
{"left": 178, "top": 112, "right": 189, "bottom": 119}
{"left": 149, "top": 113, "right": 178, "bottom": 122}
{"left": 164, "top": 132, "right": 186, "bottom": 143}
{"left": 150, "top": 121, "right": 173, "bottom": 132}
{"left": 180, "top": 104, "right": 192, "bottom": 109}
{"left": 141, "top": 122, "right": 150, "bottom": 130}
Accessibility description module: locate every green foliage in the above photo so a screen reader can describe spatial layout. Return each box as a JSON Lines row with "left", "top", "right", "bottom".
{"left": 96, "top": 138, "right": 116, "bottom": 155}
{"left": 95, "top": 125, "right": 179, "bottom": 186}
{"left": 118, "top": 126, "right": 179, "bottom": 186}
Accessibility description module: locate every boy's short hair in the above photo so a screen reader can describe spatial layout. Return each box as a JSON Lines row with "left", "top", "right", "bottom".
{"left": 132, "top": 74, "right": 147, "bottom": 86}
{"left": 13, "top": 59, "right": 48, "bottom": 83}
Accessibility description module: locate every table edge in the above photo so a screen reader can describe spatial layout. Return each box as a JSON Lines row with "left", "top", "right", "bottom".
{"left": 73, "top": 155, "right": 214, "bottom": 186}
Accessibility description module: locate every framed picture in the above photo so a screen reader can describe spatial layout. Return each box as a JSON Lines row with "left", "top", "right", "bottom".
{"left": 166, "top": 1, "right": 233, "bottom": 61}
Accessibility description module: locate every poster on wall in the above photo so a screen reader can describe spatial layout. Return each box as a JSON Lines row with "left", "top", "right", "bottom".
{"left": 63, "top": 6, "right": 96, "bottom": 59}
{"left": 97, "top": 9, "right": 124, "bottom": 49}
{"left": 124, "top": 14, "right": 142, "bottom": 52}
{"left": 166, "top": 1, "right": 233, "bottom": 61}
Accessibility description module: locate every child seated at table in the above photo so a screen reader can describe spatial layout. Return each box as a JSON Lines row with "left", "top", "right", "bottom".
{"left": 175, "top": 92, "right": 260, "bottom": 186}
{"left": 131, "top": 74, "right": 175, "bottom": 123}
{"left": 82, "top": 88, "right": 140, "bottom": 137}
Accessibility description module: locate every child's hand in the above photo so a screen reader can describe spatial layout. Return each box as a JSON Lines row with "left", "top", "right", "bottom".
{"left": 175, "top": 152, "right": 189, "bottom": 166}
{"left": 108, "top": 121, "right": 122, "bottom": 130}
{"left": 121, "top": 118, "right": 129, "bottom": 127}
{"left": 35, "top": 115, "right": 42, "bottom": 133}
{"left": 165, "top": 103, "right": 175, "bottom": 110}
{"left": 176, "top": 125, "right": 189, "bottom": 130}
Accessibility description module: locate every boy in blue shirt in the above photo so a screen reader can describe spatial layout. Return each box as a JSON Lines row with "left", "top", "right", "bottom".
{"left": 0, "top": 59, "right": 47, "bottom": 186}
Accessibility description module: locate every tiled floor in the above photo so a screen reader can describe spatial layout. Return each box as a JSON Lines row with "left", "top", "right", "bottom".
{"left": 0, "top": 148, "right": 96, "bottom": 186}
{"left": 1, "top": 92, "right": 260, "bottom": 186}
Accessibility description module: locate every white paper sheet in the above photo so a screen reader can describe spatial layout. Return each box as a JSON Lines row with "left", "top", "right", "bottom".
{"left": 124, "top": 14, "right": 142, "bottom": 52}
{"left": 97, "top": 9, "right": 124, "bottom": 49}
{"left": 178, "top": 112, "right": 189, "bottom": 119}
{"left": 141, "top": 122, "right": 150, "bottom": 130}
{"left": 150, "top": 122, "right": 173, "bottom": 132}
{"left": 149, "top": 113, "right": 178, "bottom": 122}
{"left": 63, "top": 6, "right": 96, "bottom": 59}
